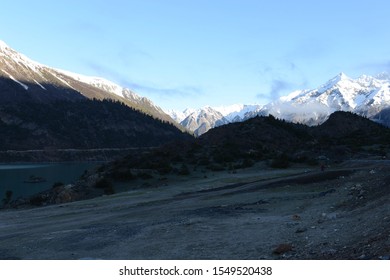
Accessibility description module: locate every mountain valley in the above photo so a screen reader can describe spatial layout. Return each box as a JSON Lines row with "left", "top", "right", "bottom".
{"left": 1, "top": 40, "right": 390, "bottom": 260}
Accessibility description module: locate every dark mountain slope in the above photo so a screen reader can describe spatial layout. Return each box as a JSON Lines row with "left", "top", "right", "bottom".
{"left": 311, "top": 111, "right": 390, "bottom": 147}
{"left": 0, "top": 41, "right": 182, "bottom": 130}
{"left": 0, "top": 80, "right": 191, "bottom": 153}
{"left": 198, "top": 114, "right": 312, "bottom": 155}
{"left": 14, "top": 111, "right": 390, "bottom": 207}
{"left": 373, "top": 107, "right": 390, "bottom": 128}
{"left": 0, "top": 76, "right": 86, "bottom": 103}
{"left": 98, "top": 111, "right": 390, "bottom": 183}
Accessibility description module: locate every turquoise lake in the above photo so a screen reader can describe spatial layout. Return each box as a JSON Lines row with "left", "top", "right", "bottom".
{"left": 0, "top": 162, "right": 100, "bottom": 201}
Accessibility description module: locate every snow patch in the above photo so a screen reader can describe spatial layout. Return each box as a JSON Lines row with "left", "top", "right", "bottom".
{"left": 1, "top": 69, "right": 29, "bottom": 90}
{"left": 57, "top": 69, "right": 125, "bottom": 98}
{"left": 34, "top": 79, "right": 46, "bottom": 90}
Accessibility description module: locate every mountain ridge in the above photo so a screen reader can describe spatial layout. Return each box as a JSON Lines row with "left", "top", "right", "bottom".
{"left": 170, "top": 72, "right": 390, "bottom": 135}
{"left": 0, "top": 40, "right": 179, "bottom": 127}
{"left": 0, "top": 41, "right": 191, "bottom": 160}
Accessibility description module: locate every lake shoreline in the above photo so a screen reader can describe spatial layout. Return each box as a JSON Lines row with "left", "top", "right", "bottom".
{"left": 0, "top": 162, "right": 101, "bottom": 201}
{"left": 0, "top": 147, "right": 153, "bottom": 163}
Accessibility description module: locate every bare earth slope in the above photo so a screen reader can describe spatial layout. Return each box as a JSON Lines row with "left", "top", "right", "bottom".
{"left": 0, "top": 160, "right": 389, "bottom": 260}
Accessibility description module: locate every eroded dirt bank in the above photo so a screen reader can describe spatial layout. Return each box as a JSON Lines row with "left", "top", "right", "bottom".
{"left": 0, "top": 161, "right": 389, "bottom": 260}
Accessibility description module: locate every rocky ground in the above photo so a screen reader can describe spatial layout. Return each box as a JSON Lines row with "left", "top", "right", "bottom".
{"left": 0, "top": 160, "right": 389, "bottom": 260}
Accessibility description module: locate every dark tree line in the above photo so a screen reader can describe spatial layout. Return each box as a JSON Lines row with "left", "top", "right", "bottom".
{"left": 0, "top": 99, "right": 191, "bottom": 150}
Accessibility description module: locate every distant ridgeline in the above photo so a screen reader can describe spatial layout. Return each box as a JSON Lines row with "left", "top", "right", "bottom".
{"left": 0, "top": 97, "right": 191, "bottom": 161}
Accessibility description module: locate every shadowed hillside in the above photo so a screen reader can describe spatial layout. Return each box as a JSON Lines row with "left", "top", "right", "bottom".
{"left": 6, "top": 111, "right": 390, "bottom": 207}
{"left": 0, "top": 81, "right": 192, "bottom": 158}
{"left": 95, "top": 111, "right": 390, "bottom": 183}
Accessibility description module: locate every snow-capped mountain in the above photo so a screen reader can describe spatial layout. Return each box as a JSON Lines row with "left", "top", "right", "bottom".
{"left": 214, "top": 104, "right": 262, "bottom": 122}
{"left": 0, "top": 40, "right": 190, "bottom": 154}
{"left": 168, "top": 104, "right": 262, "bottom": 135}
{"left": 170, "top": 73, "right": 390, "bottom": 135}
{"left": 179, "top": 107, "right": 229, "bottom": 136}
{"left": 166, "top": 108, "right": 197, "bottom": 123}
{"left": 250, "top": 72, "right": 390, "bottom": 125}
{"left": 0, "top": 40, "right": 174, "bottom": 124}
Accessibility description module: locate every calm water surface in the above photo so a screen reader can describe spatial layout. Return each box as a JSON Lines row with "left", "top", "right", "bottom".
{"left": 0, "top": 162, "right": 100, "bottom": 200}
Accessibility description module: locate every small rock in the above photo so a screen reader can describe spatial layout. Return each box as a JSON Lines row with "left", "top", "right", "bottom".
{"left": 321, "top": 212, "right": 338, "bottom": 220}
{"left": 295, "top": 227, "right": 307, "bottom": 233}
{"left": 321, "top": 248, "right": 337, "bottom": 255}
{"left": 327, "top": 213, "right": 338, "bottom": 220}
{"left": 292, "top": 214, "right": 301, "bottom": 221}
{"left": 286, "top": 222, "right": 300, "bottom": 228}
{"left": 273, "top": 243, "right": 293, "bottom": 255}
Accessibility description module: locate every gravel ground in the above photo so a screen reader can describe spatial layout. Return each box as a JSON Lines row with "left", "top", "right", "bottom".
{"left": 0, "top": 161, "right": 389, "bottom": 260}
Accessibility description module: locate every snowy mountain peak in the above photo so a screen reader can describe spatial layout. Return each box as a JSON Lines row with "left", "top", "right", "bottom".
{"left": 0, "top": 40, "right": 175, "bottom": 125}
{"left": 256, "top": 73, "right": 390, "bottom": 126}
{"left": 338, "top": 72, "right": 349, "bottom": 80}
{"left": 168, "top": 104, "right": 263, "bottom": 135}
{"left": 0, "top": 40, "right": 9, "bottom": 49}
{"left": 180, "top": 106, "right": 229, "bottom": 136}
{"left": 170, "top": 72, "right": 390, "bottom": 135}
{"left": 318, "top": 72, "right": 352, "bottom": 93}
{"left": 0, "top": 41, "right": 44, "bottom": 74}
{"left": 375, "top": 72, "right": 390, "bottom": 81}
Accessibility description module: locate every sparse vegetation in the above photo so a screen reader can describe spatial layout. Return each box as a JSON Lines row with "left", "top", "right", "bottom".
{"left": 29, "top": 195, "right": 46, "bottom": 206}
{"left": 270, "top": 154, "right": 291, "bottom": 169}
{"left": 137, "top": 171, "right": 154, "bottom": 180}
{"left": 94, "top": 178, "right": 115, "bottom": 195}
{"left": 52, "top": 182, "right": 64, "bottom": 188}
{"left": 178, "top": 164, "right": 190, "bottom": 175}
{"left": 108, "top": 168, "right": 135, "bottom": 181}
{"left": 2, "top": 190, "right": 13, "bottom": 206}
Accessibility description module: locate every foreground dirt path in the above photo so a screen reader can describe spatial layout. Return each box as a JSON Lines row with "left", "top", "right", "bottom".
{"left": 0, "top": 162, "right": 389, "bottom": 259}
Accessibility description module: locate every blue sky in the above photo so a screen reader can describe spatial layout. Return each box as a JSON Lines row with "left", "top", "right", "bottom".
{"left": 1, "top": 0, "right": 390, "bottom": 111}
